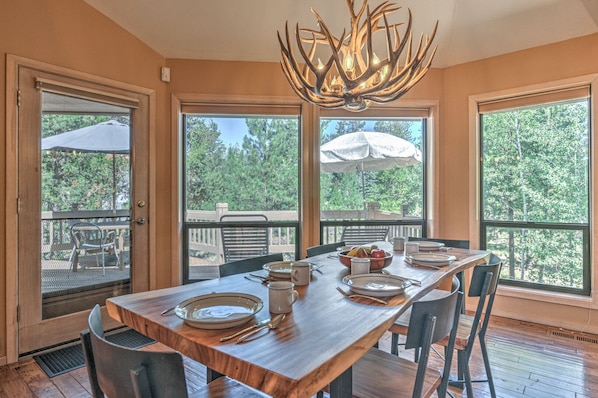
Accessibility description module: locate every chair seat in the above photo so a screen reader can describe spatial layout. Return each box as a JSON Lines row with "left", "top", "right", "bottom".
{"left": 352, "top": 347, "right": 442, "bottom": 398}
{"left": 191, "top": 376, "right": 270, "bottom": 398}
{"left": 437, "top": 313, "right": 478, "bottom": 351}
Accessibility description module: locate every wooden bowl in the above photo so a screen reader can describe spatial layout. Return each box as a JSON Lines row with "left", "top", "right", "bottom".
{"left": 338, "top": 250, "right": 393, "bottom": 271}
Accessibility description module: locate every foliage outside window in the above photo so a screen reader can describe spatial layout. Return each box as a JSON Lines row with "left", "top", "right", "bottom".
{"left": 480, "top": 92, "right": 590, "bottom": 294}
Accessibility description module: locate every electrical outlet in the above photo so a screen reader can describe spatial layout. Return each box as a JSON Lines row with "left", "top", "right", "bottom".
{"left": 160, "top": 67, "right": 170, "bottom": 82}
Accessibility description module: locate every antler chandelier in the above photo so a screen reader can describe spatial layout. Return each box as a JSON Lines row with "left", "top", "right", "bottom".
{"left": 277, "top": 0, "right": 438, "bottom": 112}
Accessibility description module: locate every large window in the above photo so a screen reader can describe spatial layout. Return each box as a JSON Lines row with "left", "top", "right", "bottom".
{"left": 181, "top": 105, "right": 301, "bottom": 282}
{"left": 479, "top": 87, "right": 591, "bottom": 294}
{"left": 319, "top": 113, "right": 427, "bottom": 243}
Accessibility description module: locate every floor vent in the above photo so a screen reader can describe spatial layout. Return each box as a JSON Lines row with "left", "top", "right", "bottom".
{"left": 548, "top": 328, "right": 598, "bottom": 345}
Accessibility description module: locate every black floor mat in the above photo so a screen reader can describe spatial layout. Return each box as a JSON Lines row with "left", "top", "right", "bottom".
{"left": 34, "top": 329, "right": 155, "bottom": 377}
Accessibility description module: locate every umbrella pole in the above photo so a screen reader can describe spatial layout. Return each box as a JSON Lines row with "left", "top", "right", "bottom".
{"left": 112, "top": 154, "right": 116, "bottom": 213}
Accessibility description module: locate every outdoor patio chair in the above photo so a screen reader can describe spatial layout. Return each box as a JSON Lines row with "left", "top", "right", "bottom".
{"left": 340, "top": 226, "right": 389, "bottom": 246}
{"left": 68, "top": 222, "right": 119, "bottom": 276}
{"left": 220, "top": 214, "right": 269, "bottom": 262}
{"left": 81, "top": 305, "right": 268, "bottom": 398}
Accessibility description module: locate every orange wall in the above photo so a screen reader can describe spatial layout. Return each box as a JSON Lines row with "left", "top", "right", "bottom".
{"left": 0, "top": 0, "right": 169, "bottom": 360}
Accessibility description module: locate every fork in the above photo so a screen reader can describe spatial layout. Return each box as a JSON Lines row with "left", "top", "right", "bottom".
{"left": 336, "top": 287, "right": 388, "bottom": 305}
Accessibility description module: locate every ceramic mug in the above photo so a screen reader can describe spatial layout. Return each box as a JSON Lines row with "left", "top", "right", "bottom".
{"left": 351, "top": 257, "right": 370, "bottom": 275}
{"left": 405, "top": 242, "right": 420, "bottom": 255}
{"left": 393, "top": 236, "right": 406, "bottom": 251}
{"left": 291, "top": 262, "right": 310, "bottom": 286}
{"left": 268, "top": 281, "right": 299, "bottom": 313}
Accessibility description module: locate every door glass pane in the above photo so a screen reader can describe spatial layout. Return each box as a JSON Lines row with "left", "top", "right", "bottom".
{"left": 183, "top": 114, "right": 300, "bottom": 279}
{"left": 41, "top": 93, "right": 132, "bottom": 319}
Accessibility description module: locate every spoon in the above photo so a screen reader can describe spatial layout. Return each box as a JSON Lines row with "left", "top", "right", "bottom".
{"left": 336, "top": 286, "right": 388, "bottom": 305}
{"left": 236, "top": 314, "right": 285, "bottom": 343}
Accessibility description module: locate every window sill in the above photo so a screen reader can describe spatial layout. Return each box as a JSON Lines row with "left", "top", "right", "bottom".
{"left": 496, "top": 284, "right": 595, "bottom": 309}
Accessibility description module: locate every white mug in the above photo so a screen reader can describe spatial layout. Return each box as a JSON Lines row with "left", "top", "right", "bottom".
{"left": 405, "top": 242, "right": 419, "bottom": 255}
{"left": 268, "top": 281, "right": 299, "bottom": 313}
{"left": 291, "top": 262, "right": 311, "bottom": 286}
{"left": 351, "top": 257, "right": 370, "bottom": 275}
{"left": 393, "top": 237, "right": 406, "bottom": 251}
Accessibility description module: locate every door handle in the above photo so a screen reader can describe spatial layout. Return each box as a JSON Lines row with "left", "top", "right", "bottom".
{"left": 135, "top": 218, "right": 146, "bottom": 225}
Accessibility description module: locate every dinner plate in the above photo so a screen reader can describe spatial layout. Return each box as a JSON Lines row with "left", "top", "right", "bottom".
{"left": 341, "top": 274, "right": 412, "bottom": 297}
{"left": 415, "top": 241, "right": 445, "bottom": 250}
{"left": 263, "top": 261, "right": 319, "bottom": 279}
{"left": 174, "top": 293, "right": 263, "bottom": 329}
{"left": 408, "top": 253, "right": 456, "bottom": 267}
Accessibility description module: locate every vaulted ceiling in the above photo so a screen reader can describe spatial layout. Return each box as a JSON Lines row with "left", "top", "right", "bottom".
{"left": 84, "top": 0, "right": 598, "bottom": 68}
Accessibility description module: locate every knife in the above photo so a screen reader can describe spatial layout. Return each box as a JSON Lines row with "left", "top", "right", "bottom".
{"left": 219, "top": 318, "right": 271, "bottom": 342}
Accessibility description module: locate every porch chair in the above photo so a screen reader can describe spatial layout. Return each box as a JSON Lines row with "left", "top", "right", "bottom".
{"left": 68, "top": 222, "right": 119, "bottom": 276}
{"left": 220, "top": 214, "right": 269, "bottom": 262}
{"left": 346, "top": 276, "right": 462, "bottom": 398}
{"left": 340, "top": 226, "right": 389, "bottom": 246}
{"left": 305, "top": 241, "right": 345, "bottom": 257}
{"left": 390, "top": 254, "right": 503, "bottom": 398}
{"left": 81, "top": 305, "right": 268, "bottom": 398}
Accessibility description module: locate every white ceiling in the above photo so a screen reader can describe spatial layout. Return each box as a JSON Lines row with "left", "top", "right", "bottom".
{"left": 84, "top": 0, "right": 598, "bottom": 68}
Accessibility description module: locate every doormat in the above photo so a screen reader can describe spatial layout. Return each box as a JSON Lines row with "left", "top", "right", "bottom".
{"left": 33, "top": 329, "right": 155, "bottom": 377}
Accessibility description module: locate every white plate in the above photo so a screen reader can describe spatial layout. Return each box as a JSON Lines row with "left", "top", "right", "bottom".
{"left": 408, "top": 253, "right": 456, "bottom": 267}
{"left": 342, "top": 274, "right": 412, "bottom": 297}
{"left": 174, "top": 293, "right": 263, "bottom": 329}
{"left": 415, "top": 241, "right": 445, "bottom": 250}
{"left": 263, "top": 261, "right": 319, "bottom": 279}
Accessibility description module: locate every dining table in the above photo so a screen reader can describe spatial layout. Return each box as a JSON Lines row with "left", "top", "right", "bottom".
{"left": 105, "top": 242, "right": 490, "bottom": 398}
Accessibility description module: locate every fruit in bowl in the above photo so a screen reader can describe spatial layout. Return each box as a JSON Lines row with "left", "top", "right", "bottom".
{"left": 338, "top": 247, "right": 393, "bottom": 271}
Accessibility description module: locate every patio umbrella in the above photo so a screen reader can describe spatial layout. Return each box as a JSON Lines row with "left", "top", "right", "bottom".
{"left": 41, "top": 120, "right": 130, "bottom": 210}
{"left": 320, "top": 131, "right": 422, "bottom": 205}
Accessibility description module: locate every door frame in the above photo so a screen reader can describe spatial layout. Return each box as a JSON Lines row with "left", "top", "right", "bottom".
{"left": 5, "top": 55, "right": 156, "bottom": 362}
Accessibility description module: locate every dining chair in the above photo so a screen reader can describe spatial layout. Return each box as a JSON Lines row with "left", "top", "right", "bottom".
{"left": 340, "top": 226, "right": 389, "bottom": 246}
{"left": 81, "top": 305, "right": 268, "bottom": 398}
{"left": 219, "top": 252, "right": 283, "bottom": 277}
{"left": 408, "top": 237, "right": 470, "bottom": 249}
{"left": 390, "top": 255, "right": 503, "bottom": 398}
{"left": 68, "top": 222, "right": 119, "bottom": 276}
{"left": 220, "top": 214, "right": 269, "bottom": 262}
{"left": 305, "top": 241, "right": 345, "bottom": 257}
{"left": 348, "top": 276, "right": 463, "bottom": 398}
{"left": 440, "top": 254, "right": 502, "bottom": 398}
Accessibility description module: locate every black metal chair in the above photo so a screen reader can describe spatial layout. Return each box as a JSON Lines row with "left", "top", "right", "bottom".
{"left": 220, "top": 214, "right": 269, "bottom": 262}
{"left": 439, "top": 254, "right": 503, "bottom": 398}
{"left": 305, "top": 241, "right": 345, "bottom": 257}
{"left": 219, "top": 253, "right": 283, "bottom": 278}
{"left": 68, "top": 222, "right": 120, "bottom": 276}
{"left": 408, "top": 237, "right": 470, "bottom": 249}
{"left": 81, "top": 305, "right": 268, "bottom": 398}
{"left": 349, "top": 276, "right": 462, "bottom": 398}
{"left": 340, "top": 226, "right": 389, "bottom": 246}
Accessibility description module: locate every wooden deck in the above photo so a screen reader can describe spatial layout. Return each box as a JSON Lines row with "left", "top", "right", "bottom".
{"left": 2, "top": 315, "right": 597, "bottom": 397}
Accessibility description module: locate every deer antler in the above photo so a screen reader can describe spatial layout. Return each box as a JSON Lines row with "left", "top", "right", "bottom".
{"left": 277, "top": 0, "right": 438, "bottom": 111}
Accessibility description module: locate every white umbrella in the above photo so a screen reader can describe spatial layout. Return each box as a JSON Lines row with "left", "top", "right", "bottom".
{"left": 320, "top": 131, "right": 422, "bottom": 205}
{"left": 41, "top": 120, "right": 130, "bottom": 210}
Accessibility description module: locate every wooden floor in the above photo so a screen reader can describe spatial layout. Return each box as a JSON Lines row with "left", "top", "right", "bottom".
{"left": 1, "top": 315, "right": 597, "bottom": 397}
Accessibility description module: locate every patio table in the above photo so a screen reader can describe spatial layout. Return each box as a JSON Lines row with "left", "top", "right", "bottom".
{"left": 106, "top": 242, "right": 490, "bottom": 397}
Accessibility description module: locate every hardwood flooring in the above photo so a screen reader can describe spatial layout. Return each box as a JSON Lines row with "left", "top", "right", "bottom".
{"left": 1, "top": 315, "right": 596, "bottom": 397}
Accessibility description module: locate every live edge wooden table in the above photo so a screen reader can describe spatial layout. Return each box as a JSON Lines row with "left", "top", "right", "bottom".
{"left": 106, "top": 243, "right": 490, "bottom": 398}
